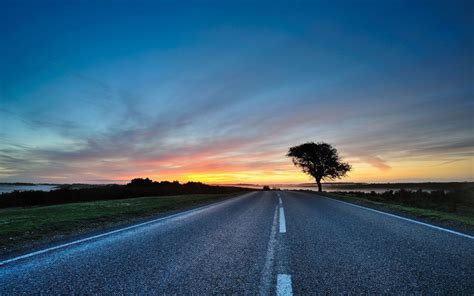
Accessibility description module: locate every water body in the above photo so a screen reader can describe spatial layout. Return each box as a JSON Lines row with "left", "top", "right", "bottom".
{"left": 277, "top": 184, "right": 422, "bottom": 193}
{"left": 0, "top": 185, "right": 58, "bottom": 194}
{"left": 278, "top": 185, "right": 392, "bottom": 193}
{"left": 226, "top": 183, "right": 447, "bottom": 193}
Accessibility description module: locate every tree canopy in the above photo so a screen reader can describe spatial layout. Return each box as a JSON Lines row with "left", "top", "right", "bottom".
{"left": 287, "top": 142, "right": 351, "bottom": 191}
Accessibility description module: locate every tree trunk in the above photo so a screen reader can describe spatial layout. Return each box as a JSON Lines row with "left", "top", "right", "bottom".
{"left": 316, "top": 178, "right": 322, "bottom": 192}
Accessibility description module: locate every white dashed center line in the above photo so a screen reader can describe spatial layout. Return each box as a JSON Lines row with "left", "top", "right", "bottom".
{"left": 274, "top": 193, "right": 293, "bottom": 294}
{"left": 277, "top": 274, "right": 293, "bottom": 296}
{"left": 279, "top": 206, "right": 286, "bottom": 233}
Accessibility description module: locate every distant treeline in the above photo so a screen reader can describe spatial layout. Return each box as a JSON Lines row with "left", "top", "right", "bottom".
{"left": 319, "top": 182, "right": 474, "bottom": 191}
{"left": 336, "top": 188, "right": 474, "bottom": 214}
{"left": 0, "top": 178, "right": 251, "bottom": 208}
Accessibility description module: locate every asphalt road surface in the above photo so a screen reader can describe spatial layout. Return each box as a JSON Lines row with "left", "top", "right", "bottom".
{"left": 1, "top": 191, "right": 473, "bottom": 294}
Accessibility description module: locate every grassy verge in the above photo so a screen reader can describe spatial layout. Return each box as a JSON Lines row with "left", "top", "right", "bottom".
{"left": 0, "top": 193, "right": 239, "bottom": 256}
{"left": 316, "top": 192, "right": 474, "bottom": 231}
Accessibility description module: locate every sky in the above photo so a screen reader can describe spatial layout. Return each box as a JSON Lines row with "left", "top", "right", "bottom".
{"left": 0, "top": 0, "right": 473, "bottom": 184}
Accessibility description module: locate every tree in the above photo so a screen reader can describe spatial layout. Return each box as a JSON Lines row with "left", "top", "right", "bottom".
{"left": 287, "top": 142, "right": 351, "bottom": 192}
{"left": 128, "top": 178, "right": 154, "bottom": 186}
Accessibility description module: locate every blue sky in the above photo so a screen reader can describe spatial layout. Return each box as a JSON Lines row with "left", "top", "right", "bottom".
{"left": 0, "top": 0, "right": 473, "bottom": 183}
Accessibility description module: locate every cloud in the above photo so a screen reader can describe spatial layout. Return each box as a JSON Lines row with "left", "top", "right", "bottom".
{"left": 361, "top": 156, "right": 391, "bottom": 171}
{"left": 2, "top": 89, "right": 472, "bottom": 183}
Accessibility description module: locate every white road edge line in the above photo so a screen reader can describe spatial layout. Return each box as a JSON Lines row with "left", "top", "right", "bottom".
{"left": 277, "top": 274, "right": 293, "bottom": 296}
{"left": 279, "top": 197, "right": 282, "bottom": 205}
{"left": 0, "top": 193, "right": 253, "bottom": 267}
{"left": 279, "top": 207, "right": 286, "bottom": 233}
{"left": 321, "top": 195, "right": 474, "bottom": 240}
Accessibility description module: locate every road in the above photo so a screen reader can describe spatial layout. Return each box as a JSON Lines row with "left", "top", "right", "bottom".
{"left": 1, "top": 191, "right": 473, "bottom": 294}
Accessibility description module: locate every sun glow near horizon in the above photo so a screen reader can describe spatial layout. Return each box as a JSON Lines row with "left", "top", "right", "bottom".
{"left": 103, "top": 155, "right": 473, "bottom": 186}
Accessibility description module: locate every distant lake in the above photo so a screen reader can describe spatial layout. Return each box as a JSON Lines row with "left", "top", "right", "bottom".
{"left": 0, "top": 185, "right": 58, "bottom": 194}
{"left": 276, "top": 184, "right": 424, "bottom": 193}
{"left": 225, "top": 183, "right": 455, "bottom": 193}
{"left": 279, "top": 185, "right": 388, "bottom": 193}
{"left": 278, "top": 185, "right": 421, "bottom": 193}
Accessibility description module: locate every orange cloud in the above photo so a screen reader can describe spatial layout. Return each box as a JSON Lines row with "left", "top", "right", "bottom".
{"left": 361, "top": 156, "right": 391, "bottom": 171}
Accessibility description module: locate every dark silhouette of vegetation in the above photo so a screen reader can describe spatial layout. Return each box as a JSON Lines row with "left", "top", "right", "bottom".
{"left": 287, "top": 142, "right": 351, "bottom": 192}
{"left": 129, "top": 177, "right": 154, "bottom": 186}
{"left": 333, "top": 188, "right": 474, "bottom": 216}
{"left": 0, "top": 178, "right": 251, "bottom": 209}
{"left": 262, "top": 185, "right": 271, "bottom": 191}
{"left": 303, "top": 182, "right": 473, "bottom": 192}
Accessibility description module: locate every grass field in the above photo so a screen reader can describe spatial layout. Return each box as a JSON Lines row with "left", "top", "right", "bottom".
{"left": 318, "top": 192, "right": 474, "bottom": 229}
{"left": 0, "top": 193, "right": 237, "bottom": 255}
